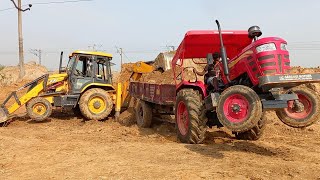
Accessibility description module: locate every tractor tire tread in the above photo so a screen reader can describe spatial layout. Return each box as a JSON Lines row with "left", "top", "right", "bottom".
{"left": 176, "top": 89, "right": 207, "bottom": 144}
{"left": 276, "top": 86, "right": 320, "bottom": 128}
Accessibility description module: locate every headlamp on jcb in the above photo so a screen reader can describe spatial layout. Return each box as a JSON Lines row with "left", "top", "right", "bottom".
{"left": 256, "top": 43, "right": 276, "bottom": 53}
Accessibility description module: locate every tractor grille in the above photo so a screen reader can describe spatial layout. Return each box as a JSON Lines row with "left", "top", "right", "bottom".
{"left": 258, "top": 54, "right": 290, "bottom": 75}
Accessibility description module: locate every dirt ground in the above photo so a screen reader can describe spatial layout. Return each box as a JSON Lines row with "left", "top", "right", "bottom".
{"left": 1, "top": 66, "right": 320, "bottom": 179}
{"left": 0, "top": 86, "right": 320, "bottom": 179}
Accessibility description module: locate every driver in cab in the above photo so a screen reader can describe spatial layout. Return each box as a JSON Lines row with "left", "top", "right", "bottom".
{"left": 193, "top": 52, "right": 221, "bottom": 92}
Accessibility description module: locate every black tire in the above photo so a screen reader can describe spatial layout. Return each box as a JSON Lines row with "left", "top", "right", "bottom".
{"left": 135, "top": 100, "right": 153, "bottom": 128}
{"left": 234, "top": 112, "right": 266, "bottom": 140}
{"left": 26, "top": 97, "right": 52, "bottom": 122}
{"left": 175, "top": 89, "right": 207, "bottom": 144}
{"left": 79, "top": 88, "right": 113, "bottom": 121}
{"left": 217, "top": 85, "right": 262, "bottom": 132}
{"left": 72, "top": 105, "right": 82, "bottom": 118}
{"left": 276, "top": 86, "right": 320, "bottom": 128}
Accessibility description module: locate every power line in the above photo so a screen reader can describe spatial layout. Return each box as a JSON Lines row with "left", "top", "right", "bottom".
{"left": 0, "top": 0, "right": 94, "bottom": 12}
{"left": 31, "top": 0, "right": 94, "bottom": 5}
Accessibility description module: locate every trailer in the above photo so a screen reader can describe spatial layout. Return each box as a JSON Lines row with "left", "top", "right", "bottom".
{"left": 129, "top": 81, "right": 176, "bottom": 127}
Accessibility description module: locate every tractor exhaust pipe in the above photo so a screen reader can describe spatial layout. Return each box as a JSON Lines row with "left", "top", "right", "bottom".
{"left": 215, "top": 20, "right": 231, "bottom": 83}
{"left": 59, "top": 51, "right": 63, "bottom": 74}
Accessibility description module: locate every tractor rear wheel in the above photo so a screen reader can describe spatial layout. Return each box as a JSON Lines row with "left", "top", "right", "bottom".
{"left": 135, "top": 100, "right": 152, "bottom": 128}
{"left": 234, "top": 112, "right": 266, "bottom": 140}
{"left": 175, "top": 89, "right": 207, "bottom": 144}
{"left": 276, "top": 86, "right": 320, "bottom": 128}
{"left": 217, "top": 85, "right": 262, "bottom": 132}
{"left": 26, "top": 97, "right": 52, "bottom": 122}
{"left": 79, "top": 88, "right": 113, "bottom": 121}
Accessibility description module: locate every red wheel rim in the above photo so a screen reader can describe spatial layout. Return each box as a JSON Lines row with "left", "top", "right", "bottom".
{"left": 285, "top": 93, "right": 312, "bottom": 119}
{"left": 177, "top": 101, "right": 189, "bottom": 136}
{"left": 223, "top": 94, "right": 250, "bottom": 123}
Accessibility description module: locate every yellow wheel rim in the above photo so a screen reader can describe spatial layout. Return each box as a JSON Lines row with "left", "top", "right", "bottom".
{"left": 32, "top": 103, "right": 47, "bottom": 116}
{"left": 88, "top": 96, "right": 106, "bottom": 114}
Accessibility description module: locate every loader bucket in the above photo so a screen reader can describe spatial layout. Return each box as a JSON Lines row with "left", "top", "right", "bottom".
{"left": 0, "top": 108, "right": 8, "bottom": 123}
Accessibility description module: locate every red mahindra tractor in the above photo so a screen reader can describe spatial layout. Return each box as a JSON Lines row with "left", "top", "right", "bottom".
{"left": 172, "top": 20, "right": 320, "bottom": 143}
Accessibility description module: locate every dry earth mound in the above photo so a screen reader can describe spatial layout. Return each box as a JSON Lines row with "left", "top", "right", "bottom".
{"left": 0, "top": 61, "right": 48, "bottom": 86}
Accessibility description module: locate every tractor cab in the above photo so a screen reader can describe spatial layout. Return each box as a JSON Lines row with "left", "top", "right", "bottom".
{"left": 64, "top": 50, "right": 113, "bottom": 94}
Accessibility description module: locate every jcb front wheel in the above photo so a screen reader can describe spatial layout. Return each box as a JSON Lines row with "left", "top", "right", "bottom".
{"left": 276, "top": 86, "right": 320, "bottom": 128}
{"left": 79, "top": 88, "right": 113, "bottom": 121}
{"left": 26, "top": 97, "right": 52, "bottom": 121}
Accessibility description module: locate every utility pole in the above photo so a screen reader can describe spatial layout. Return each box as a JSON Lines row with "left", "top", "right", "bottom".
{"left": 10, "top": 0, "right": 32, "bottom": 78}
{"left": 115, "top": 46, "right": 123, "bottom": 71}
{"left": 29, "top": 49, "right": 42, "bottom": 65}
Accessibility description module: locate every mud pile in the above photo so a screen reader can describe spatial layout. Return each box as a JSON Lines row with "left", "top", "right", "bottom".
{"left": 0, "top": 61, "right": 48, "bottom": 86}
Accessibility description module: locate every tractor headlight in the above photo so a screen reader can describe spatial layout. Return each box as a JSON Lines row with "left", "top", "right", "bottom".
{"left": 280, "top": 43, "right": 288, "bottom": 51}
{"left": 256, "top": 43, "right": 276, "bottom": 53}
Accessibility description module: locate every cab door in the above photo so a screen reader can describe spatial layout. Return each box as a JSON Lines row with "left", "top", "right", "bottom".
{"left": 94, "top": 57, "right": 112, "bottom": 85}
{"left": 70, "top": 55, "right": 94, "bottom": 94}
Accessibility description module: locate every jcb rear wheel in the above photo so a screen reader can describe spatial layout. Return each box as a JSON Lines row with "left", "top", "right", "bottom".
{"left": 217, "top": 85, "right": 262, "bottom": 132}
{"left": 135, "top": 100, "right": 153, "bottom": 128}
{"left": 79, "top": 88, "right": 113, "bottom": 121}
{"left": 175, "top": 89, "right": 207, "bottom": 144}
{"left": 276, "top": 86, "right": 320, "bottom": 128}
{"left": 26, "top": 97, "right": 52, "bottom": 122}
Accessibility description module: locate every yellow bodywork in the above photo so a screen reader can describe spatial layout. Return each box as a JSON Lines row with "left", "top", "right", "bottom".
{"left": 7, "top": 73, "right": 68, "bottom": 115}
{"left": 117, "top": 61, "right": 154, "bottom": 110}
{"left": 72, "top": 50, "right": 113, "bottom": 58}
{"left": 81, "top": 83, "right": 115, "bottom": 93}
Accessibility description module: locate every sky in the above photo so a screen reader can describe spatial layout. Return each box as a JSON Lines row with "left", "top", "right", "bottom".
{"left": 0, "top": 0, "right": 320, "bottom": 71}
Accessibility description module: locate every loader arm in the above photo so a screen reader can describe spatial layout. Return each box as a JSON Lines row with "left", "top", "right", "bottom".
{"left": 118, "top": 61, "right": 154, "bottom": 110}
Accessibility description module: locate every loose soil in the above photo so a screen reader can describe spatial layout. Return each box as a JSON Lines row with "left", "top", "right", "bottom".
{"left": 0, "top": 66, "right": 320, "bottom": 179}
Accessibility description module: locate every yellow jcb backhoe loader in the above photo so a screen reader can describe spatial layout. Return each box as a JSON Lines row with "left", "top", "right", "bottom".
{"left": 0, "top": 50, "right": 154, "bottom": 124}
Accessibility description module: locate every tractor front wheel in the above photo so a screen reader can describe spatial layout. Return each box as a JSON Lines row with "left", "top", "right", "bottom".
{"left": 26, "top": 97, "right": 52, "bottom": 121}
{"left": 276, "top": 86, "right": 320, "bottom": 128}
{"left": 175, "top": 89, "right": 207, "bottom": 144}
{"left": 79, "top": 88, "right": 113, "bottom": 121}
{"left": 217, "top": 85, "right": 263, "bottom": 132}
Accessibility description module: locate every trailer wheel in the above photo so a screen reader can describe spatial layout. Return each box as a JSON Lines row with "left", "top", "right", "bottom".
{"left": 135, "top": 100, "right": 152, "bottom": 128}
{"left": 217, "top": 85, "right": 262, "bottom": 132}
{"left": 276, "top": 86, "right": 320, "bottom": 128}
{"left": 26, "top": 97, "right": 52, "bottom": 122}
{"left": 79, "top": 88, "right": 113, "bottom": 121}
{"left": 234, "top": 112, "right": 266, "bottom": 140}
{"left": 175, "top": 89, "right": 207, "bottom": 144}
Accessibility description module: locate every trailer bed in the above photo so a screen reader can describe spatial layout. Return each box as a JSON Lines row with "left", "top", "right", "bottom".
{"left": 129, "top": 82, "right": 176, "bottom": 106}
